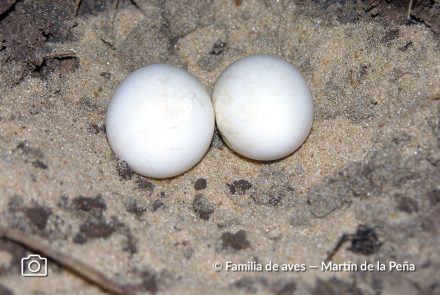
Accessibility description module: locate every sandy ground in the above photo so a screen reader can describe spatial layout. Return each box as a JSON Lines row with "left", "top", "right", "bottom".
{"left": 0, "top": 0, "right": 439, "bottom": 294}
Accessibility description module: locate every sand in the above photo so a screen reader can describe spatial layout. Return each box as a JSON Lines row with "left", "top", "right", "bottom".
{"left": 0, "top": 0, "right": 439, "bottom": 294}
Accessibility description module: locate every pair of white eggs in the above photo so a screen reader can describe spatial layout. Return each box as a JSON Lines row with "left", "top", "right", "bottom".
{"left": 106, "top": 55, "right": 314, "bottom": 179}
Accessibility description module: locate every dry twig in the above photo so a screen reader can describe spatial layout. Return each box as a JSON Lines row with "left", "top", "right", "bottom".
{"left": 0, "top": 226, "right": 137, "bottom": 295}
{"left": 407, "top": 0, "right": 414, "bottom": 20}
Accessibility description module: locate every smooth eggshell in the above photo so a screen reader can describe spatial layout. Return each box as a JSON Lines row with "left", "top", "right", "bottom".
{"left": 106, "top": 64, "right": 214, "bottom": 178}
{"left": 212, "top": 55, "right": 314, "bottom": 161}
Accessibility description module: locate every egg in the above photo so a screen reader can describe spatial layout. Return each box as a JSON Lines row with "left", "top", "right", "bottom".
{"left": 106, "top": 64, "right": 214, "bottom": 179}
{"left": 212, "top": 55, "right": 314, "bottom": 161}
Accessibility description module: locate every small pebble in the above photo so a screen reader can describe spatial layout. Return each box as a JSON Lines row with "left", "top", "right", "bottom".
{"left": 194, "top": 178, "right": 207, "bottom": 190}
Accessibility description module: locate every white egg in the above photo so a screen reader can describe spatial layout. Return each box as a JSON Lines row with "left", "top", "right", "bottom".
{"left": 212, "top": 55, "right": 314, "bottom": 161}
{"left": 106, "top": 64, "right": 214, "bottom": 179}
